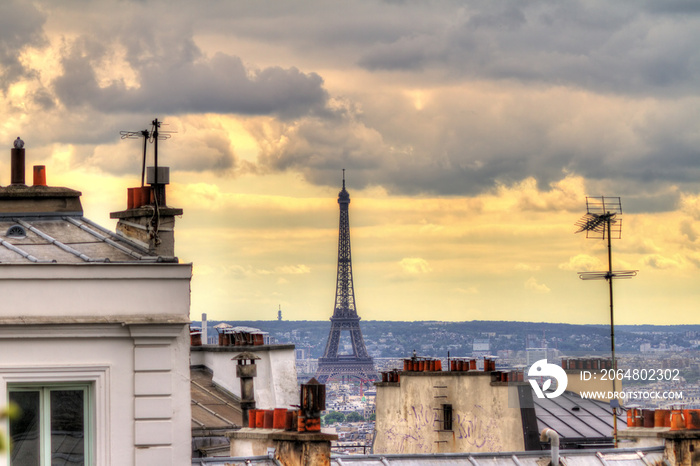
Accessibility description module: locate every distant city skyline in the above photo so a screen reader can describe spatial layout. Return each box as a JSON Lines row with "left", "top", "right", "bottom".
{"left": 2, "top": 1, "right": 700, "bottom": 325}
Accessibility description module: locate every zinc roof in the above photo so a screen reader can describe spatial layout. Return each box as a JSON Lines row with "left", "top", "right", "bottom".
{"left": 0, "top": 215, "right": 171, "bottom": 263}
{"left": 191, "top": 367, "right": 243, "bottom": 432}
{"left": 534, "top": 391, "right": 627, "bottom": 445}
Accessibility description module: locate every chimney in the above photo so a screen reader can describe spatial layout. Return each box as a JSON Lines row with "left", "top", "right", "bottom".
{"left": 201, "top": 313, "right": 208, "bottom": 345}
{"left": 299, "top": 378, "right": 325, "bottom": 432}
{"left": 33, "top": 165, "right": 46, "bottom": 186}
{"left": 110, "top": 165, "right": 182, "bottom": 258}
{"left": 233, "top": 352, "right": 260, "bottom": 428}
{"left": 661, "top": 430, "right": 700, "bottom": 465}
{"left": 11, "top": 148, "right": 25, "bottom": 185}
{"left": 0, "top": 142, "right": 83, "bottom": 215}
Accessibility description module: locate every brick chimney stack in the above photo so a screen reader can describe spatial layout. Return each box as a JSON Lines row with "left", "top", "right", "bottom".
{"left": 110, "top": 165, "right": 182, "bottom": 258}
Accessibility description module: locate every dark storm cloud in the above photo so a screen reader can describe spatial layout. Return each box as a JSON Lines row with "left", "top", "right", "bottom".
{"left": 15, "top": 0, "right": 700, "bottom": 205}
{"left": 48, "top": 8, "right": 329, "bottom": 120}
{"left": 256, "top": 86, "right": 700, "bottom": 203}
{"left": 187, "top": 1, "right": 700, "bottom": 97}
{"left": 239, "top": 0, "right": 700, "bottom": 203}
{"left": 644, "top": 0, "right": 700, "bottom": 15}
{"left": 0, "top": 1, "right": 46, "bottom": 91}
{"left": 357, "top": 1, "right": 700, "bottom": 96}
{"left": 53, "top": 49, "right": 328, "bottom": 118}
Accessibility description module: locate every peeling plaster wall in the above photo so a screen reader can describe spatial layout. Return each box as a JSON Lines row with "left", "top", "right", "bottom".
{"left": 374, "top": 373, "right": 525, "bottom": 454}
{"left": 268, "top": 347, "right": 300, "bottom": 409}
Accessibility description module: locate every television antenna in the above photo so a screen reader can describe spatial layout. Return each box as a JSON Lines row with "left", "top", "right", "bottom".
{"left": 120, "top": 118, "right": 175, "bottom": 187}
{"left": 575, "top": 196, "right": 637, "bottom": 448}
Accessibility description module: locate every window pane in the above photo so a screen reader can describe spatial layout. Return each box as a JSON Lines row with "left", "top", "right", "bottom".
{"left": 50, "top": 390, "right": 84, "bottom": 466}
{"left": 9, "top": 390, "right": 41, "bottom": 466}
{"left": 443, "top": 404, "right": 453, "bottom": 431}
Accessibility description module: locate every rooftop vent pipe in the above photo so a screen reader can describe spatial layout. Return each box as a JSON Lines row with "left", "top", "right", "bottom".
{"left": 540, "top": 428, "right": 560, "bottom": 465}
{"left": 11, "top": 146, "right": 25, "bottom": 185}
{"left": 33, "top": 165, "right": 46, "bottom": 186}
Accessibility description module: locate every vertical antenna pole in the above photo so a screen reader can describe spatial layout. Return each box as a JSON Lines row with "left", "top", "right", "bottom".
{"left": 607, "top": 213, "right": 618, "bottom": 447}
{"left": 141, "top": 130, "right": 148, "bottom": 187}
{"left": 153, "top": 119, "right": 160, "bottom": 186}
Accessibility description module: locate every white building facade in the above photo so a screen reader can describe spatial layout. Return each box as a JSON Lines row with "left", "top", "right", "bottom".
{"left": 0, "top": 150, "right": 192, "bottom": 465}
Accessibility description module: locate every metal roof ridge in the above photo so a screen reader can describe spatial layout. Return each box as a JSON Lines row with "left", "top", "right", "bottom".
{"left": 13, "top": 218, "right": 105, "bottom": 263}
{"left": 74, "top": 216, "right": 153, "bottom": 255}
{"left": 196, "top": 446, "right": 666, "bottom": 466}
{"left": 65, "top": 216, "right": 148, "bottom": 260}
{"left": 0, "top": 211, "right": 84, "bottom": 218}
{"left": 78, "top": 217, "right": 178, "bottom": 261}
{"left": 191, "top": 379, "right": 242, "bottom": 409}
{"left": 0, "top": 238, "right": 48, "bottom": 263}
{"left": 191, "top": 398, "right": 238, "bottom": 428}
{"left": 327, "top": 445, "right": 664, "bottom": 459}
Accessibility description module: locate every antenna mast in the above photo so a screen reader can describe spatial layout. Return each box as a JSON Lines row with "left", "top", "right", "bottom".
{"left": 575, "top": 196, "right": 637, "bottom": 448}
{"left": 120, "top": 118, "right": 175, "bottom": 205}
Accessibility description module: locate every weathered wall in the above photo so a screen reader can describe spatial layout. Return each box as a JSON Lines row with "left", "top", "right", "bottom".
{"left": 267, "top": 346, "right": 300, "bottom": 408}
{"left": 190, "top": 345, "right": 298, "bottom": 410}
{"left": 374, "top": 373, "right": 525, "bottom": 454}
{"left": 228, "top": 430, "right": 335, "bottom": 466}
{"left": 617, "top": 428, "right": 665, "bottom": 448}
{"left": 661, "top": 431, "right": 700, "bottom": 466}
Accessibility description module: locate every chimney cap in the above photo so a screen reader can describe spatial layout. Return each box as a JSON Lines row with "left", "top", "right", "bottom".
{"left": 231, "top": 352, "right": 261, "bottom": 361}
{"left": 13, "top": 137, "right": 24, "bottom": 149}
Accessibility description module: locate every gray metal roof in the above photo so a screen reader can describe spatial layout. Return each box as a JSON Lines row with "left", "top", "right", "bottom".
{"left": 190, "top": 446, "right": 665, "bottom": 466}
{"left": 191, "top": 367, "right": 242, "bottom": 432}
{"left": 534, "top": 391, "right": 627, "bottom": 445}
{"left": 0, "top": 216, "right": 170, "bottom": 263}
{"left": 329, "top": 446, "right": 665, "bottom": 464}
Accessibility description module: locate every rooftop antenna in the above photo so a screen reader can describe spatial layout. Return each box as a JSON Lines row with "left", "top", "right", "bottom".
{"left": 150, "top": 118, "right": 174, "bottom": 187}
{"left": 119, "top": 128, "right": 150, "bottom": 187}
{"left": 120, "top": 118, "right": 175, "bottom": 187}
{"left": 575, "top": 196, "right": 637, "bottom": 448}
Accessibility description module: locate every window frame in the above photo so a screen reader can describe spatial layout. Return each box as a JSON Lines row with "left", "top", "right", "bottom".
{"left": 1, "top": 365, "right": 110, "bottom": 466}
{"left": 9, "top": 383, "right": 93, "bottom": 466}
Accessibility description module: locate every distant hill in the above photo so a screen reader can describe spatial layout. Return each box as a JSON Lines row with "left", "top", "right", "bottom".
{"left": 193, "top": 320, "right": 700, "bottom": 359}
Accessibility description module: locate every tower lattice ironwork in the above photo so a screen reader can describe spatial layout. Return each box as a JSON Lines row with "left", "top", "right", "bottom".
{"left": 315, "top": 171, "right": 376, "bottom": 383}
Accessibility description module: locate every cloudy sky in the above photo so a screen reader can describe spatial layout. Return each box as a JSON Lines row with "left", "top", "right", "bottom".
{"left": 3, "top": 0, "right": 700, "bottom": 325}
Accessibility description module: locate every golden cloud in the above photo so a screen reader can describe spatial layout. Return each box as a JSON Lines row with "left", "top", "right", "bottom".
{"left": 399, "top": 257, "right": 432, "bottom": 274}
{"left": 524, "top": 277, "right": 550, "bottom": 294}
{"left": 559, "top": 254, "right": 603, "bottom": 271}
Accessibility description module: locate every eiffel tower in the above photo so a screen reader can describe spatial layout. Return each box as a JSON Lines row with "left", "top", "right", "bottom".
{"left": 315, "top": 171, "right": 376, "bottom": 383}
